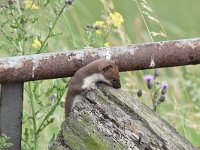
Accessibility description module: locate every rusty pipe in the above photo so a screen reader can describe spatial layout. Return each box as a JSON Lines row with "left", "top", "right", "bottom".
{"left": 0, "top": 38, "right": 200, "bottom": 83}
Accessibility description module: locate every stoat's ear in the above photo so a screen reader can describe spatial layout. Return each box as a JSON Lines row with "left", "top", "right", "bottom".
{"left": 102, "top": 65, "right": 113, "bottom": 72}
{"left": 99, "top": 64, "right": 113, "bottom": 73}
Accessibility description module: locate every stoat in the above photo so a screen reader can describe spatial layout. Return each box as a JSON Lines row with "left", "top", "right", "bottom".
{"left": 65, "top": 59, "right": 121, "bottom": 117}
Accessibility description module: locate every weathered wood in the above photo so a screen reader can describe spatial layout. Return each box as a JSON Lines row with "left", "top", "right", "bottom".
{"left": 0, "top": 38, "right": 200, "bottom": 83}
{"left": 0, "top": 83, "right": 24, "bottom": 150}
{"left": 49, "top": 84, "right": 195, "bottom": 150}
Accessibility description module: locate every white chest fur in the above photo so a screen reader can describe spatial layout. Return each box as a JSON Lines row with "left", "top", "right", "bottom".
{"left": 82, "top": 73, "right": 110, "bottom": 89}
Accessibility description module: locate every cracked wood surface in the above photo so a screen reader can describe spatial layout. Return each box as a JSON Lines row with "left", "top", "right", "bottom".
{"left": 49, "top": 84, "right": 195, "bottom": 150}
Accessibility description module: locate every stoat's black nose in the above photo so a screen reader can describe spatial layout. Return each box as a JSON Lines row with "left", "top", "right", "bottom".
{"left": 113, "top": 82, "right": 121, "bottom": 89}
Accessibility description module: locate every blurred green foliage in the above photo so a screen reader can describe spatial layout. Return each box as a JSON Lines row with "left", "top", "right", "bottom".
{"left": 0, "top": 0, "right": 200, "bottom": 149}
{"left": 0, "top": 134, "right": 13, "bottom": 149}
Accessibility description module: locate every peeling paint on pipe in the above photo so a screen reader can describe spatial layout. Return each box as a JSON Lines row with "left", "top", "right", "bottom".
{"left": 0, "top": 38, "right": 200, "bottom": 83}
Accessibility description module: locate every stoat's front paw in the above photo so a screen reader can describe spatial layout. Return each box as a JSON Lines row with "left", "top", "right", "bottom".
{"left": 86, "top": 83, "right": 97, "bottom": 91}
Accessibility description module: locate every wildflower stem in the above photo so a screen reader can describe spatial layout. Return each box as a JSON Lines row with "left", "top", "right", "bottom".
{"left": 9, "top": 7, "right": 25, "bottom": 33}
{"left": 21, "top": 139, "right": 32, "bottom": 149}
{"left": 103, "top": 25, "right": 112, "bottom": 43}
{"left": 144, "top": 1, "right": 168, "bottom": 40}
{"left": 8, "top": 4, "right": 26, "bottom": 54}
{"left": 149, "top": 90, "right": 157, "bottom": 112}
{"left": 15, "top": 0, "right": 27, "bottom": 54}
{"left": 134, "top": 0, "right": 154, "bottom": 42}
{"left": 163, "top": 70, "right": 188, "bottom": 138}
{"left": 28, "top": 83, "right": 38, "bottom": 150}
{"left": 37, "top": 4, "right": 67, "bottom": 54}
{"left": 15, "top": 0, "right": 22, "bottom": 15}
{"left": 1, "top": 29, "right": 21, "bottom": 52}
{"left": 36, "top": 85, "right": 65, "bottom": 134}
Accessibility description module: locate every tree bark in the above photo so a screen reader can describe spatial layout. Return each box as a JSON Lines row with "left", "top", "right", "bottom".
{"left": 49, "top": 84, "right": 196, "bottom": 150}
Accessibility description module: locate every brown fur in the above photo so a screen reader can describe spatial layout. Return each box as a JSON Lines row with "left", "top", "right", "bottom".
{"left": 65, "top": 59, "right": 121, "bottom": 117}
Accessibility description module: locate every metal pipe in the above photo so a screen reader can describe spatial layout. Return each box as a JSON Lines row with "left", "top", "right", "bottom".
{"left": 0, "top": 38, "right": 200, "bottom": 83}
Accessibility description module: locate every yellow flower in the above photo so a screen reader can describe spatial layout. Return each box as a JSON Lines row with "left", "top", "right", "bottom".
{"left": 109, "top": 12, "right": 124, "bottom": 27}
{"left": 32, "top": 38, "right": 41, "bottom": 49}
{"left": 25, "top": 0, "right": 39, "bottom": 9}
{"left": 104, "top": 42, "right": 110, "bottom": 47}
{"left": 94, "top": 21, "right": 104, "bottom": 27}
{"left": 95, "top": 29, "right": 102, "bottom": 35}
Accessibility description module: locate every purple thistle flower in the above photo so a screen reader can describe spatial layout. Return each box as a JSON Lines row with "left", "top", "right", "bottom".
{"left": 144, "top": 75, "right": 154, "bottom": 89}
{"left": 144, "top": 75, "right": 154, "bottom": 82}
{"left": 161, "top": 82, "right": 168, "bottom": 95}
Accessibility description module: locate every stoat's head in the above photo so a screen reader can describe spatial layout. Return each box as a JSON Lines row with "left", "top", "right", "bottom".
{"left": 99, "top": 60, "right": 121, "bottom": 89}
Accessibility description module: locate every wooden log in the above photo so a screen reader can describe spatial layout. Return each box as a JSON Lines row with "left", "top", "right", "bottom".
{"left": 49, "top": 84, "right": 195, "bottom": 150}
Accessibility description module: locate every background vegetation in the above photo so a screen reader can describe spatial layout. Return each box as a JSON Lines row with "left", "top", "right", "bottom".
{"left": 0, "top": 0, "right": 200, "bottom": 149}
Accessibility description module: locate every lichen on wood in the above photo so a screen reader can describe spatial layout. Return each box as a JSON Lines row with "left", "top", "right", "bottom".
{"left": 49, "top": 84, "right": 196, "bottom": 150}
